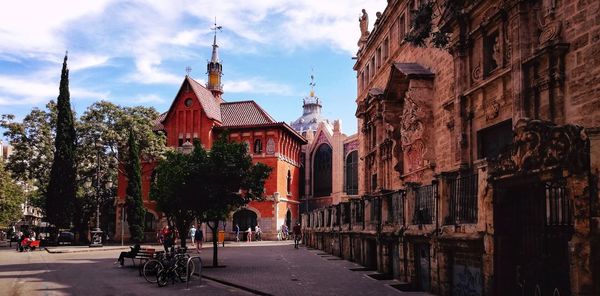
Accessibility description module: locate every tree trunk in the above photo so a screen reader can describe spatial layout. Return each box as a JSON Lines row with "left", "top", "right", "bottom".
{"left": 207, "top": 220, "right": 219, "bottom": 267}
{"left": 176, "top": 218, "right": 187, "bottom": 249}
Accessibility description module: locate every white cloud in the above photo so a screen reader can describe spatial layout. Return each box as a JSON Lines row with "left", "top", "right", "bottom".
{"left": 129, "top": 94, "right": 165, "bottom": 104}
{"left": 225, "top": 77, "right": 293, "bottom": 96}
{"left": 0, "top": 0, "right": 389, "bottom": 109}
{"left": 0, "top": 73, "right": 109, "bottom": 106}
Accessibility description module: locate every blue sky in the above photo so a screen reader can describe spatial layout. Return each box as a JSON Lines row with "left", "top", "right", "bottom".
{"left": 0, "top": 0, "right": 387, "bottom": 137}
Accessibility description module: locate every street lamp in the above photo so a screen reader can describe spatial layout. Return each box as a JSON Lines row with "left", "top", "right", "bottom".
{"left": 87, "top": 136, "right": 112, "bottom": 247}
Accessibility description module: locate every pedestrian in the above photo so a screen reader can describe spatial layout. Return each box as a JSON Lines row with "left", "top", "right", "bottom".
{"left": 246, "top": 227, "right": 252, "bottom": 242}
{"left": 281, "top": 223, "right": 289, "bottom": 240}
{"left": 194, "top": 226, "right": 203, "bottom": 253}
{"left": 15, "top": 230, "right": 23, "bottom": 252}
{"left": 234, "top": 224, "right": 240, "bottom": 242}
{"left": 292, "top": 223, "right": 302, "bottom": 249}
{"left": 161, "top": 225, "right": 173, "bottom": 253}
{"left": 255, "top": 224, "right": 262, "bottom": 241}
{"left": 189, "top": 225, "right": 197, "bottom": 245}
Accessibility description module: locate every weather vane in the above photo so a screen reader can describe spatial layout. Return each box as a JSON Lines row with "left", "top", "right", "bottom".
{"left": 185, "top": 66, "right": 192, "bottom": 76}
{"left": 211, "top": 17, "right": 222, "bottom": 37}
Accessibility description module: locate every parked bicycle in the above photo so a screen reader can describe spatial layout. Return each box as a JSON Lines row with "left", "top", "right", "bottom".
{"left": 142, "top": 247, "right": 193, "bottom": 284}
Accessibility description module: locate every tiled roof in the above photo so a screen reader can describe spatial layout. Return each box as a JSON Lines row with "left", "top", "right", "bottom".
{"left": 187, "top": 76, "right": 222, "bottom": 122}
{"left": 153, "top": 112, "right": 167, "bottom": 131}
{"left": 220, "top": 101, "right": 276, "bottom": 127}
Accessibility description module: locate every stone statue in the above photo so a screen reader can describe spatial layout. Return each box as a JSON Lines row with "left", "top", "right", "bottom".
{"left": 359, "top": 9, "right": 369, "bottom": 37}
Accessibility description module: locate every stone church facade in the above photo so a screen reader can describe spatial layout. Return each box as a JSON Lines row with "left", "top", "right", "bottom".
{"left": 115, "top": 32, "right": 306, "bottom": 242}
{"left": 302, "top": 0, "right": 600, "bottom": 295}
{"left": 290, "top": 83, "right": 360, "bottom": 213}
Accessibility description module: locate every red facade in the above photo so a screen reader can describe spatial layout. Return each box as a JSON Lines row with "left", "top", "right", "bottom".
{"left": 115, "top": 76, "right": 306, "bottom": 241}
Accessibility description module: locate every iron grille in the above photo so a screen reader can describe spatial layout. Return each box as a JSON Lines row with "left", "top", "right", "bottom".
{"left": 413, "top": 184, "right": 437, "bottom": 225}
{"left": 545, "top": 181, "right": 573, "bottom": 226}
{"left": 448, "top": 174, "right": 478, "bottom": 224}
{"left": 386, "top": 191, "right": 405, "bottom": 225}
{"left": 370, "top": 197, "right": 381, "bottom": 224}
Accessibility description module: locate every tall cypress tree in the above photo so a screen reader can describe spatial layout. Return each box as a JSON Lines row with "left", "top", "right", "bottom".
{"left": 46, "top": 53, "right": 77, "bottom": 229}
{"left": 125, "top": 130, "right": 145, "bottom": 243}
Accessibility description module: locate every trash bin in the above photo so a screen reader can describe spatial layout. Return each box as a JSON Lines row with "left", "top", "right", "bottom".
{"left": 218, "top": 230, "right": 225, "bottom": 247}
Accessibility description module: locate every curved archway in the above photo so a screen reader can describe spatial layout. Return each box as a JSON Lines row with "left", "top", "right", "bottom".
{"left": 313, "top": 144, "right": 332, "bottom": 197}
{"left": 233, "top": 209, "right": 257, "bottom": 231}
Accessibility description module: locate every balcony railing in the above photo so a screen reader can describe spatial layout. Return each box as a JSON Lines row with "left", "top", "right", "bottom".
{"left": 385, "top": 191, "right": 405, "bottom": 225}
{"left": 448, "top": 174, "right": 478, "bottom": 224}
{"left": 413, "top": 183, "right": 437, "bottom": 225}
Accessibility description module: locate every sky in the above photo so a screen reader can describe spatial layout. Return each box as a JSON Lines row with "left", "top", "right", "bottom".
{"left": 0, "top": 0, "right": 388, "bottom": 138}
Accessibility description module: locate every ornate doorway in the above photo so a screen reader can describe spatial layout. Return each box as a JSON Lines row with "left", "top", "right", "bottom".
{"left": 494, "top": 179, "right": 572, "bottom": 295}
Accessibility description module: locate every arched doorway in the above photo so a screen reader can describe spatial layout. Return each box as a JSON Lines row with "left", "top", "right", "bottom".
{"left": 233, "top": 209, "right": 257, "bottom": 232}
{"left": 286, "top": 209, "right": 292, "bottom": 229}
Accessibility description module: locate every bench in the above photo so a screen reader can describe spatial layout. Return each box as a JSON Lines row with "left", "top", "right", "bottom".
{"left": 130, "top": 248, "right": 155, "bottom": 267}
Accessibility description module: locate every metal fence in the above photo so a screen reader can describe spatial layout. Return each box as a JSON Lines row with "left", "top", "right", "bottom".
{"left": 448, "top": 174, "right": 478, "bottom": 224}
{"left": 385, "top": 191, "right": 405, "bottom": 225}
{"left": 413, "top": 184, "right": 437, "bottom": 225}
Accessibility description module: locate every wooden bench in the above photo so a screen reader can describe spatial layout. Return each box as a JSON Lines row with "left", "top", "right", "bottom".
{"left": 130, "top": 248, "right": 155, "bottom": 267}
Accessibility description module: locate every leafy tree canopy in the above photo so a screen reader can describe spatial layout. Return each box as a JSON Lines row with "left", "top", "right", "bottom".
{"left": 0, "top": 160, "right": 25, "bottom": 227}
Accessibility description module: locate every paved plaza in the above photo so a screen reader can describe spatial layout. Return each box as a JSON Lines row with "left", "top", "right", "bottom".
{"left": 0, "top": 241, "right": 431, "bottom": 296}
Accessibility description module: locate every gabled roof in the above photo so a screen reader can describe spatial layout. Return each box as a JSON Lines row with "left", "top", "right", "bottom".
{"left": 161, "top": 76, "right": 222, "bottom": 126}
{"left": 220, "top": 100, "right": 275, "bottom": 127}
{"left": 187, "top": 76, "right": 222, "bottom": 122}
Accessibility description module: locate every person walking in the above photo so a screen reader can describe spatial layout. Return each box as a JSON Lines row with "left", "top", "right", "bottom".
{"left": 292, "top": 223, "right": 302, "bottom": 249}
{"left": 189, "top": 225, "right": 197, "bottom": 245}
{"left": 281, "top": 223, "right": 289, "bottom": 240}
{"left": 255, "top": 224, "right": 262, "bottom": 241}
{"left": 234, "top": 224, "right": 240, "bottom": 242}
{"left": 194, "top": 226, "right": 203, "bottom": 253}
{"left": 161, "top": 225, "right": 173, "bottom": 253}
{"left": 246, "top": 227, "right": 252, "bottom": 242}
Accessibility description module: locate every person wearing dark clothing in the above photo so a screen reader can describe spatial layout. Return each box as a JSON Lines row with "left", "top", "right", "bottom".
{"left": 194, "top": 228, "right": 203, "bottom": 253}
{"left": 116, "top": 244, "right": 141, "bottom": 266}
{"left": 292, "top": 223, "right": 302, "bottom": 249}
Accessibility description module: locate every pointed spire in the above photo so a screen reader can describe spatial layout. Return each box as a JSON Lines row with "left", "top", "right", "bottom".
{"left": 210, "top": 18, "right": 222, "bottom": 63}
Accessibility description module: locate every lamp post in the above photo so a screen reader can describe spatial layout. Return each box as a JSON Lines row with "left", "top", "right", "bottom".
{"left": 88, "top": 137, "right": 111, "bottom": 247}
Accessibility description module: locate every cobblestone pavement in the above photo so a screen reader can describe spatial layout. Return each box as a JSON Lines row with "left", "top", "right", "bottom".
{"left": 0, "top": 247, "right": 249, "bottom": 296}
{"left": 197, "top": 241, "right": 432, "bottom": 296}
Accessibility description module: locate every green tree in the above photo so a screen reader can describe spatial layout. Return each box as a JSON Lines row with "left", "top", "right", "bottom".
{"left": 46, "top": 54, "right": 77, "bottom": 229}
{"left": 77, "top": 101, "right": 165, "bottom": 238}
{"left": 125, "top": 130, "right": 145, "bottom": 243}
{"left": 0, "top": 160, "right": 25, "bottom": 227}
{"left": 0, "top": 102, "right": 57, "bottom": 208}
{"left": 194, "top": 134, "right": 272, "bottom": 267}
{"left": 150, "top": 142, "right": 206, "bottom": 248}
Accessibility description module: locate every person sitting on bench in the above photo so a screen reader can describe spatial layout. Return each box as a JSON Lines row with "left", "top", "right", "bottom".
{"left": 116, "top": 244, "right": 141, "bottom": 266}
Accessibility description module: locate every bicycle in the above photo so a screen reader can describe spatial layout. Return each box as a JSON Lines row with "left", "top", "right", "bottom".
{"left": 143, "top": 247, "right": 192, "bottom": 284}
{"left": 155, "top": 249, "right": 194, "bottom": 287}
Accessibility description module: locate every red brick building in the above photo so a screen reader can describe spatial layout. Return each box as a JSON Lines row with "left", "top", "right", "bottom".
{"left": 115, "top": 33, "right": 306, "bottom": 242}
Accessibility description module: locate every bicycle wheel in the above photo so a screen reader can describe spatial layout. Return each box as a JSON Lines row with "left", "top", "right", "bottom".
{"left": 177, "top": 259, "right": 195, "bottom": 282}
{"left": 156, "top": 269, "right": 169, "bottom": 287}
{"left": 142, "top": 259, "right": 163, "bottom": 283}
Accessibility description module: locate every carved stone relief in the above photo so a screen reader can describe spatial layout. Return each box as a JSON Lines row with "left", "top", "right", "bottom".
{"left": 266, "top": 138, "right": 276, "bottom": 155}
{"left": 400, "top": 87, "right": 433, "bottom": 174}
{"left": 490, "top": 119, "right": 590, "bottom": 176}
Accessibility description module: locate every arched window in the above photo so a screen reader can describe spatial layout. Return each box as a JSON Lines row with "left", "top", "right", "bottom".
{"left": 254, "top": 139, "right": 262, "bottom": 154}
{"left": 287, "top": 170, "right": 292, "bottom": 194}
{"left": 233, "top": 209, "right": 257, "bottom": 231}
{"left": 345, "top": 151, "right": 359, "bottom": 195}
{"left": 286, "top": 209, "right": 292, "bottom": 229}
{"left": 313, "top": 144, "right": 332, "bottom": 197}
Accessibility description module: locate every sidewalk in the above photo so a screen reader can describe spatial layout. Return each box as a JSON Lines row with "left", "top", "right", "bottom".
{"left": 196, "top": 243, "right": 434, "bottom": 296}
{"left": 44, "top": 243, "right": 163, "bottom": 253}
